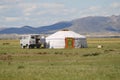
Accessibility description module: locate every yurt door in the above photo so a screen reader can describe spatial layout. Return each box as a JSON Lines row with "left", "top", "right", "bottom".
{"left": 65, "top": 38, "right": 75, "bottom": 48}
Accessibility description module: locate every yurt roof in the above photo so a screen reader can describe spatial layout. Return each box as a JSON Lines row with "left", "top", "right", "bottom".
{"left": 46, "top": 30, "right": 86, "bottom": 39}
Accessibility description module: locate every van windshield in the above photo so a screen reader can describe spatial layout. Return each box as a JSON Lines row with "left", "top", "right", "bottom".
{"left": 21, "top": 36, "right": 29, "bottom": 39}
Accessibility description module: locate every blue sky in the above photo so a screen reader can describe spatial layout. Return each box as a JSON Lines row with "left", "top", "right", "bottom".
{"left": 0, "top": 0, "right": 120, "bottom": 28}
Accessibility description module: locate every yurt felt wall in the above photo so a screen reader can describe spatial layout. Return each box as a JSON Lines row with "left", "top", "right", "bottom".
{"left": 46, "top": 30, "right": 87, "bottom": 49}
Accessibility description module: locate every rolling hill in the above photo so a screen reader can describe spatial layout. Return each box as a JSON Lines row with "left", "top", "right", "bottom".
{"left": 0, "top": 15, "right": 120, "bottom": 34}
{"left": 69, "top": 15, "right": 120, "bottom": 33}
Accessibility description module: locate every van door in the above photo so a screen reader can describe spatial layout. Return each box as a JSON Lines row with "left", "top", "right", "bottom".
{"left": 30, "top": 36, "right": 36, "bottom": 44}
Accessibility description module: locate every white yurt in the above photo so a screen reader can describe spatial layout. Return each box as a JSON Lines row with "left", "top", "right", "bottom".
{"left": 46, "top": 30, "right": 87, "bottom": 49}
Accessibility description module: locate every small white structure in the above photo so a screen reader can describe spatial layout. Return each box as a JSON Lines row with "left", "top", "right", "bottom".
{"left": 46, "top": 30, "right": 87, "bottom": 49}
{"left": 97, "top": 45, "right": 103, "bottom": 48}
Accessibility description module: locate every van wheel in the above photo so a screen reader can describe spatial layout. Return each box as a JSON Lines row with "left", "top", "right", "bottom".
{"left": 36, "top": 44, "right": 40, "bottom": 48}
{"left": 21, "top": 44, "right": 25, "bottom": 49}
{"left": 36, "top": 46, "right": 40, "bottom": 48}
{"left": 31, "top": 46, "right": 34, "bottom": 49}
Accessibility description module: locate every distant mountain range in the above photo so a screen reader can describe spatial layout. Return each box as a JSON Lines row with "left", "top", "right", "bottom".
{"left": 0, "top": 15, "right": 120, "bottom": 34}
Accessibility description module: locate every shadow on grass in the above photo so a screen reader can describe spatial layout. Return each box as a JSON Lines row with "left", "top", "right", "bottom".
{"left": 82, "top": 52, "right": 101, "bottom": 57}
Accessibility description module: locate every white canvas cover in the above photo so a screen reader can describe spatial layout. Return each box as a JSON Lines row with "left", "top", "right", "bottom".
{"left": 46, "top": 30, "right": 87, "bottom": 48}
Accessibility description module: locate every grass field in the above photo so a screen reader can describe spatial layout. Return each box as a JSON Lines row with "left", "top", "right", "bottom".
{"left": 0, "top": 38, "right": 120, "bottom": 80}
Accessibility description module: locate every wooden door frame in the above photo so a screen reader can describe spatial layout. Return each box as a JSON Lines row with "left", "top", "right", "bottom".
{"left": 65, "top": 37, "right": 75, "bottom": 48}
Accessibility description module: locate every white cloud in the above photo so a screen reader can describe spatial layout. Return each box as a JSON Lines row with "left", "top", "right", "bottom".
{"left": 22, "top": 4, "right": 37, "bottom": 12}
{"left": 77, "top": 5, "right": 111, "bottom": 18}
{"left": 0, "top": 5, "right": 7, "bottom": 10}
{"left": 39, "top": 3, "right": 64, "bottom": 9}
{"left": 16, "top": 2, "right": 77, "bottom": 17}
{"left": 18, "top": 2, "right": 65, "bottom": 16}
{"left": 36, "top": 11, "right": 47, "bottom": 15}
{"left": 79, "top": 6, "right": 101, "bottom": 15}
{"left": 37, "top": 3, "right": 77, "bottom": 16}
{"left": 5, "top": 17, "right": 21, "bottom": 22}
{"left": 89, "top": 6, "right": 100, "bottom": 11}
{"left": 1, "top": 2, "right": 66, "bottom": 17}
{"left": 0, "top": 5, "right": 12, "bottom": 10}
{"left": 24, "top": 13, "right": 31, "bottom": 16}
{"left": 18, "top": 3, "right": 37, "bottom": 16}
{"left": 111, "top": 2, "right": 120, "bottom": 8}
{"left": 0, "top": 0, "right": 19, "bottom": 2}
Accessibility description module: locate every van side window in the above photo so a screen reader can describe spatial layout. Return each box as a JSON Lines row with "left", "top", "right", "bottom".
{"left": 23, "top": 36, "right": 29, "bottom": 39}
{"left": 31, "top": 36, "right": 35, "bottom": 39}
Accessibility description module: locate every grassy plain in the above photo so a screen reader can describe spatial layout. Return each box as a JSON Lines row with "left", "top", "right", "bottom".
{"left": 0, "top": 38, "right": 120, "bottom": 80}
